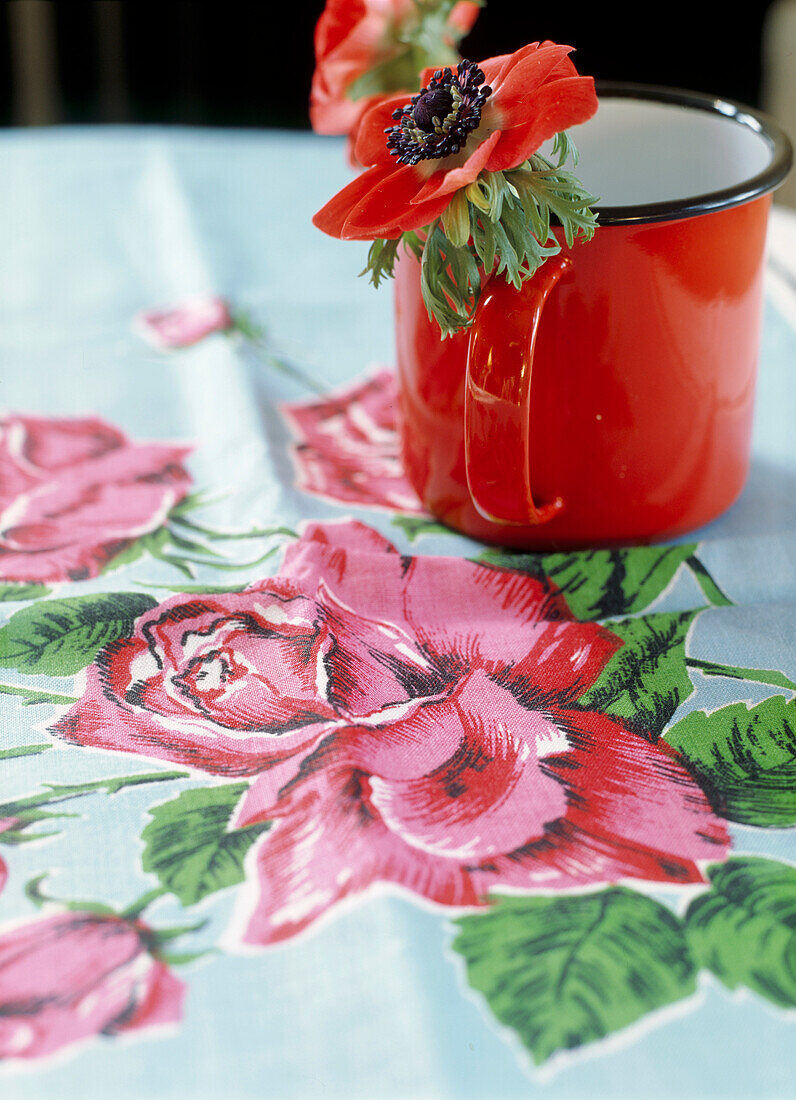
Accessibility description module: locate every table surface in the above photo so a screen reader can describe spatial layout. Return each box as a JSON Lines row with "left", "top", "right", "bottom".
{"left": 0, "top": 126, "right": 794, "bottom": 1100}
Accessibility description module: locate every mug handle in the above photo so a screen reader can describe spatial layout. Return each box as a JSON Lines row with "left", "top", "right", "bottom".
{"left": 464, "top": 254, "right": 571, "bottom": 526}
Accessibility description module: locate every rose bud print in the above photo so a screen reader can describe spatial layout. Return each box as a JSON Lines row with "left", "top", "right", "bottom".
{"left": 135, "top": 295, "right": 233, "bottom": 350}
{"left": 0, "top": 911, "right": 185, "bottom": 1061}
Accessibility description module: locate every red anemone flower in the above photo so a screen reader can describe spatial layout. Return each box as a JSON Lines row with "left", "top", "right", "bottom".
{"left": 313, "top": 41, "right": 599, "bottom": 241}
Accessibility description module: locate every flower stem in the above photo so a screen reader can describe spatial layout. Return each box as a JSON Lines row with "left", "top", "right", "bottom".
{"left": 168, "top": 545, "right": 282, "bottom": 572}
{"left": 685, "top": 658, "right": 796, "bottom": 693}
{"left": 120, "top": 886, "right": 169, "bottom": 920}
{"left": 169, "top": 515, "right": 297, "bottom": 541}
{"left": 685, "top": 555, "right": 733, "bottom": 607}
{"left": 231, "top": 314, "right": 327, "bottom": 395}
{"left": 0, "top": 742, "right": 52, "bottom": 759}
{"left": 146, "top": 544, "right": 198, "bottom": 578}
{"left": 0, "top": 770, "right": 189, "bottom": 818}
{"left": 0, "top": 683, "right": 79, "bottom": 706}
{"left": 165, "top": 529, "right": 228, "bottom": 559}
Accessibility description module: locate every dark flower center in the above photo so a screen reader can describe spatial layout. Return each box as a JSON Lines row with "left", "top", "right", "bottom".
{"left": 413, "top": 88, "right": 454, "bottom": 132}
{"left": 385, "top": 59, "right": 492, "bottom": 166}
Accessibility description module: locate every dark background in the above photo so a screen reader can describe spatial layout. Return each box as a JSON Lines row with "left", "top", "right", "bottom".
{"left": 1, "top": 1, "right": 783, "bottom": 129}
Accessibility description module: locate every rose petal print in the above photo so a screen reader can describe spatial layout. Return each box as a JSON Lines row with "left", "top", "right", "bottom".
{"left": 474, "top": 710, "right": 729, "bottom": 895}
{"left": 282, "top": 371, "right": 425, "bottom": 513}
{"left": 238, "top": 765, "right": 481, "bottom": 946}
{"left": 317, "top": 580, "right": 447, "bottom": 715}
{"left": 0, "top": 414, "right": 193, "bottom": 584}
{"left": 132, "top": 587, "right": 337, "bottom": 731}
{"left": 0, "top": 415, "right": 126, "bottom": 474}
{"left": 282, "top": 521, "right": 601, "bottom": 676}
{"left": 50, "top": 517, "right": 730, "bottom": 946}
{"left": 497, "top": 618, "right": 623, "bottom": 708}
{"left": 364, "top": 670, "right": 569, "bottom": 859}
{"left": 551, "top": 709, "right": 730, "bottom": 867}
{"left": 104, "top": 961, "right": 185, "bottom": 1035}
{"left": 0, "top": 819, "right": 14, "bottom": 896}
{"left": 54, "top": 648, "right": 339, "bottom": 777}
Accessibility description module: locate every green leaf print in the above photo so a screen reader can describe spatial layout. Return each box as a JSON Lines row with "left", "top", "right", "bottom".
{"left": 141, "top": 784, "right": 271, "bottom": 907}
{"left": 478, "top": 544, "right": 699, "bottom": 620}
{"left": 665, "top": 695, "right": 796, "bottom": 826}
{"left": 685, "top": 858, "right": 796, "bottom": 1008}
{"left": 575, "top": 610, "right": 701, "bottom": 740}
{"left": 452, "top": 888, "right": 696, "bottom": 1065}
{"left": 0, "top": 582, "right": 51, "bottom": 603}
{"left": 0, "top": 592, "right": 157, "bottom": 676}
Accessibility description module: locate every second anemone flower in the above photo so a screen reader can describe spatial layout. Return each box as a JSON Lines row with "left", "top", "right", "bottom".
{"left": 313, "top": 41, "right": 600, "bottom": 334}
{"left": 310, "top": 0, "right": 481, "bottom": 161}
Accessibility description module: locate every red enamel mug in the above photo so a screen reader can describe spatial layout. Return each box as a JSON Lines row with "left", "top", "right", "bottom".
{"left": 394, "top": 83, "right": 793, "bottom": 548}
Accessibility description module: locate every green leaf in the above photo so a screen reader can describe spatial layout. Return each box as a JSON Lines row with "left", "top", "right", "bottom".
{"left": 371, "top": 145, "right": 596, "bottom": 337}
{"left": 157, "top": 947, "right": 218, "bottom": 966}
{"left": 684, "top": 555, "right": 733, "bottom": 606}
{"left": 362, "top": 237, "right": 401, "bottom": 289}
{"left": 575, "top": 611, "right": 701, "bottom": 740}
{"left": 169, "top": 515, "right": 297, "bottom": 542}
{"left": 665, "top": 695, "right": 796, "bottom": 826}
{"left": 685, "top": 857, "right": 796, "bottom": 1008}
{"left": 451, "top": 888, "right": 696, "bottom": 1066}
{"left": 478, "top": 543, "right": 696, "bottom": 620}
{"left": 0, "top": 592, "right": 157, "bottom": 676}
{"left": 141, "top": 784, "right": 271, "bottom": 907}
{"left": 0, "top": 582, "right": 51, "bottom": 603}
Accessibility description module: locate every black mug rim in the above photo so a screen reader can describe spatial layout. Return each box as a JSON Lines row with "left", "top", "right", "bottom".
{"left": 589, "top": 80, "right": 794, "bottom": 226}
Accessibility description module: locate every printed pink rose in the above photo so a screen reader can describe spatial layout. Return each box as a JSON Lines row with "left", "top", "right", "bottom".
{"left": 135, "top": 295, "right": 233, "bottom": 349}
{"left": 53, "top": 519, "right": 727, "bottom": 943}
{"left": 282, "top": 369, "right": 424, "bottom": 512}
{"left": 0, "top": 414, "right": 192, "bottom": 583}
{"left": 51, "top": 517, "right": 605, "bottom": 776}
{"left": 225, "top": 522, "right": 728, "bottom": 945}
{"left": 52, "top": 556, "right": 446, "bottom": 776}
{"left": 0, "top": 911, "right": 185, "bottom": 1061}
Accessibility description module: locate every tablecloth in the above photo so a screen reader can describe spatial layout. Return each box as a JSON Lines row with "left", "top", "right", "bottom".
{"left": 0, "top": 126, "right": 794, "bottom": 1100}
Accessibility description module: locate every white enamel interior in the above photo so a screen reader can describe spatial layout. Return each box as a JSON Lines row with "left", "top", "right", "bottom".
{"left": 560, "top": 97, "right": 774, "bottom": 208}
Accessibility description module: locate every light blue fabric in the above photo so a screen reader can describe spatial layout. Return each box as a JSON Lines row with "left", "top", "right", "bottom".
{"left": 0, "top": 127, "right": 794, "bottom": 1099}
